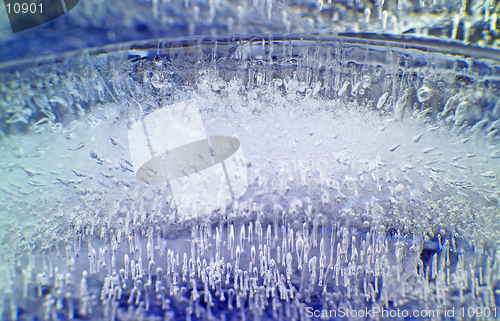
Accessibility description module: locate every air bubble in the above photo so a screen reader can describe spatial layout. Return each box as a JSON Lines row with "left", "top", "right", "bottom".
{"left": 417, "top": 86, "right": 432, "bottom": 102}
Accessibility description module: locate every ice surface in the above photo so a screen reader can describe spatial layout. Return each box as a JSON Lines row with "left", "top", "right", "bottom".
{"left": 3, "top": 0, "right": 500, "bottom": 63}
{"left": 0, "top": 37, "right": 499, "bottom": 320}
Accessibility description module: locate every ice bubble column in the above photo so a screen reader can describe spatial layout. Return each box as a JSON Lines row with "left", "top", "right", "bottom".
{"left": 128, "top": 99, "right": 248, "bottom": 220}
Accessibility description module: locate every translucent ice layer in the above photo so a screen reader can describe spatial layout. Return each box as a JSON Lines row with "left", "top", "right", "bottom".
{"left": 3, "top": 0, "right": 500, "bottom": 62}
{"left": 0, "top": 35, "right": 499, "bottom": 320}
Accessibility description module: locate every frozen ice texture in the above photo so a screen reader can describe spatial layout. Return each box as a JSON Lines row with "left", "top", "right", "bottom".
{"left": 0, "top": 36, "right": 499, "bottom": 320}
{"left": 3, "top": 0, "right": 500, "bottom": 62}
